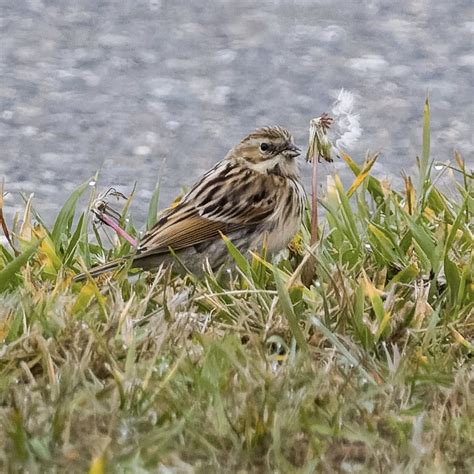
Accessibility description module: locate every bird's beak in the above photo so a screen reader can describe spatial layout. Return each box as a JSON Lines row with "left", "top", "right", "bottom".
{"left": 283, "top": 144, "right": 301, "bottom": 159}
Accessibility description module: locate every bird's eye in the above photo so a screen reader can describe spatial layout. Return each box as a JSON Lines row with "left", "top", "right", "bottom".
{"left": 260, "top": 143, "right": 269, "bottom": 152}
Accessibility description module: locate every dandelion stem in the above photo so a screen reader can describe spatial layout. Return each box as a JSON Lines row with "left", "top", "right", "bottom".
{"left": 310, "top": 155, "right": 318, "bottom": 245}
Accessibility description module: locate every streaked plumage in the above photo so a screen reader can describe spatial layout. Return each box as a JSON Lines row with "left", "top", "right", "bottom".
{"left": 76, "top": 126, "right": 305, "bottom": 279}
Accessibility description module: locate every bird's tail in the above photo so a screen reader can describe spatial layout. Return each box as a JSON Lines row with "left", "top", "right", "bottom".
{"left": 73, "top": 259, "right": 125, "bottom": 282}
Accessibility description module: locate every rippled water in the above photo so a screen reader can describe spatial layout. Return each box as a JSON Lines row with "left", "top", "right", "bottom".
{"left": 1, "top": 0, "right": 472, "bottom": 223}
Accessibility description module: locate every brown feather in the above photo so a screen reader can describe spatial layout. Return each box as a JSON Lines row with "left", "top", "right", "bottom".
{"left": 138, "top": 215, "right": 226, "bottom": 254}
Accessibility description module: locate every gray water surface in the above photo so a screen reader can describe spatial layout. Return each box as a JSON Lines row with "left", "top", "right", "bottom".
{"left": 1, "top": 0, "right": 473, "bottom": 224}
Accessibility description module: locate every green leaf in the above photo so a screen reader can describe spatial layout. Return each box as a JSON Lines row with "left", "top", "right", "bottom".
{"left": 444, "top": 257, "right": 460, "bottom": 304}
{"left": 310, "top": 317, "right": 376, "bottom": 384}
{"left": 412, "top": 240, "right": 432, "bottom": 273}
{"left": 418, "top": 97, "right": 431, "bottom": 195}
{"left": 333, "top": 175, "right": 361, "bottom": 249}
{"left": 388, "top": 264, "right": 419, "bottom": 288}
{"left": 6, "top": 310, "right": 23, "bottom": 343}
{"left": 221, "top": 233, "right": 251, "bottom": 275}
{"left": 427, "top": 187, "right": 454, "bottom": 221}
{"left": 64, "top": 213, "right": 86, "bottom": 266}
{"left": 346, "top": 154, "right": 379, "bottom": 198}
{"left": 51, "top": 180, "right": 90, "bottom": 248}
{"left": 444, "top": 197, "right": 469, "bottom": 259}
{"left": 368, "top": 223, "right": 402, "bottom": 265}
{"left": 403, "top": 215, "right": 438, "bottom": 270}
{"left": 457, "top": 263, "right": 470, "bottom": 306}
{"left": 273, "top": 268, "right": 308, "bottom": 352}
{"left": 362, "top": 275, "right": 386, "bottom": 325}
{"left": 341, "top": 153, "right": 387, "bottom": 201}
{"left": 352, "top": 284, "right": 374, "bottom": 349}
{"left": 147, "top": 182, "right": 161, "bottom": 231}
{"left": 121, "top": 182, "right": 136, "bottom": 225}
{"left": 0, "top": 239, "right": 42, "bottom": 292}
{"left": 0, "top": 245, "right": 14, "bottom": 265}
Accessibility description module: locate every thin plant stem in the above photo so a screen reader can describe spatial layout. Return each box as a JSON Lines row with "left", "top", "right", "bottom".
{"left": 97, "top": 212, "right": 138, "bottom": 247}
{"left": 310, "top": 156, "right": 318, "bottom": 246}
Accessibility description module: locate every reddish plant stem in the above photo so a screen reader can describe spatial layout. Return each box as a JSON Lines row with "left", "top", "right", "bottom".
{"left": 301, "top": 153, "right": 318, "bottom": 287}
{"left": 97, "top": 212, "right": 138, "bottom": 247}
{"left": 310, "top": 155, "right": 318, "bottom": 246}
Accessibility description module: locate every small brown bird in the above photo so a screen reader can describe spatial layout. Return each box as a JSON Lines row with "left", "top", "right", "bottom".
{"left": 77, "top": 126, "right": 305, "bottom": 279}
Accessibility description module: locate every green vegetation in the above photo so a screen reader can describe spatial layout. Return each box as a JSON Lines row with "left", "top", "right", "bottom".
{"left": 0, "top": 106, "right": 473, "bottom": 472}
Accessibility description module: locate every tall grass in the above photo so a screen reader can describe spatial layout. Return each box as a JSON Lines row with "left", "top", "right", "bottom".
{"left": 0, "top": 107, "right": 472, "bottom": 472}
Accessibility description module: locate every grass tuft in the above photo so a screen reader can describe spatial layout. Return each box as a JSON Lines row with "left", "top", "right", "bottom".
{"left": 0, "top": 111, "right": 472, "bottom": 472}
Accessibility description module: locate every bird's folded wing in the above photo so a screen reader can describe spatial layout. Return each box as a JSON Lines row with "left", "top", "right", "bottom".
{"left": 137, "top": 214, "right": 228, "bottom": 255}
{"left": 137, "top": 173, "right": 278, "bottom": 256}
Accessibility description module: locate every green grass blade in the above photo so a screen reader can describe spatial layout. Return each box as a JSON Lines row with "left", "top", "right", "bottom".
{"left": 310, "top": 317, "right": 376, "bottom": 384}
{"left": 341, "top": 153, "right": 385, "bottom": 200}
{"left": 403, "top": 214, "right": 438, "bottom": 270}
{"left": 0, "top": 245, "right": 14, "bottom": 264}
{"left": 0, "top": 239, "right": 42, "bottom": 292}
{"left": 444, "top": 196, "right": 469, "bottom": 258}
{"left": 334, "top": 175, "right": 361, "bottom": 249}
{"left": 147, "top": 182, "right": 161, "bottom": 231}
{"left": 444, "top": 256, "right": 460, "bottom": 305}
{"left": 221, "top": 233, "right": 251, "bottom": 275}
{"left": 346, "top": 154, "right": 379, "bottom": 198}
{"left": 51, "top": 180, "right": 90, "bottom": 248}
{"left": 368, "top": 223, "right": 403, "bottom": 266}
{"left": 64, "top": 213, "right": 86, "bottom": 266}
{"left": 418, "top": 98, "right": 431, "bottom": 196}
{"left": 273, "top": 268, "right": 308, "bottom": 352}
{"left": 388, "top": 264, "right": 419, "bottom": 288}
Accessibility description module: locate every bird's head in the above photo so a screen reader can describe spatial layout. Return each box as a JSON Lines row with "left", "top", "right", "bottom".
{"left": 226, "top": 126, "right": 301, "bottom": 177}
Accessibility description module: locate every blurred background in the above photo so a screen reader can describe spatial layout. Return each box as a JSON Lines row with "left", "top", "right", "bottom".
{"left": 1, "top": 0, "right": 472, "bottom": 224}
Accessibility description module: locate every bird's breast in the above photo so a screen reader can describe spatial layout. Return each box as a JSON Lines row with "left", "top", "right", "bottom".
{"left": 264, "top": 178, "right": 305, "bottom": 252}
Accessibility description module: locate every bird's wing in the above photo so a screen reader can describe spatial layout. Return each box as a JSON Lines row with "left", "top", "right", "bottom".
{"left": 136, "top": 161, "right": 282, "bottom": 256}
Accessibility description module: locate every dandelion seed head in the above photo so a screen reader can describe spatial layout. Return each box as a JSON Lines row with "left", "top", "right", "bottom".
{"left": 332, "top": 89, "right": 355, "bottom": 116}
{"left": 330, "top": 89, "right": 363, "bottom": 154}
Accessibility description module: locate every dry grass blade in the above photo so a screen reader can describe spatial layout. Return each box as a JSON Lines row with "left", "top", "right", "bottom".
{"left": 0, "top": 179, "right": 18, "bottom": 254}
